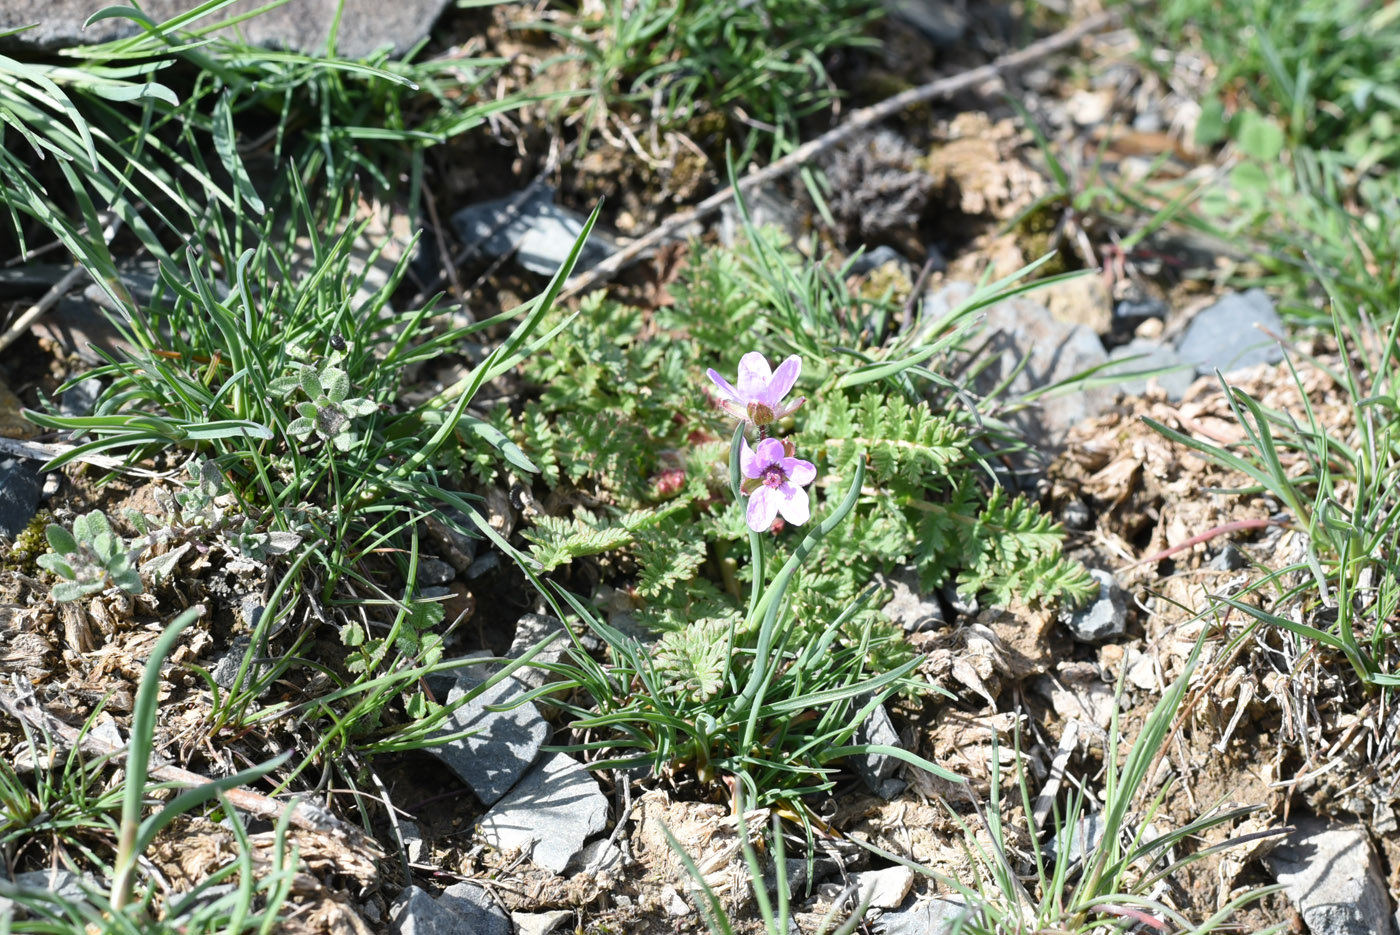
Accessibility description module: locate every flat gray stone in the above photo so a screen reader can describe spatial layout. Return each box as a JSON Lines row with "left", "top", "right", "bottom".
{"left": 399, "top": 820, "right": 427, "bottom": 865}
{"left": 1175, "top": 289, "right": 1284, "bottom": 376}
{"left": 1044, "top": 812, "right": 1108, "bottom": 867}
{"left": 1265, "top": 818, "right": 1395, "bottom": 935}
{"left": 415, "top": 556, "right": 456, "bottom": 587}
{"left": 390, "top": 885, "right": 470, "bottom": 935}
{"left": 879, "top": 568, "right": 946, "bottom": 634}
{"left": 59, "top": 378, "right": 103, "bottom": 419}
{"left": 1060, "top": 569, "right": 1127, "bottom": 642}
{"left": 852, "top": 703, "right": 901, "bottom": 793}
{"left": 438, "top": 883, "right": 510, "bottom": 935}
{"left": 877, "top": 897, "right": 972, "bottom": 935}
{"left": 0, "top": 870, "right": 89, "bottom": 917}
{"left": 476, "top": 752, "right": 607, "bottom": 873}
{"left": 976, "top": 294, "right": 1114, "bottom": 444}
{"left": 428, "top": 674, "right": 548, "bottom": 806}
{"left": 510, "top": 910, "right": 574, "bottom": 935}
{"left": 0, "top": 0, "right": 453, "bottom": 58}
{"left": 1104, "top": 338, "right": 1194, "bottom": 400}
{"left": 452, "top": 187, "right": 616, "bottom": 277}
{"left": 508, "top": 613, "right": 569, "bottom": 693}
{"left": 0, "top": 458, "right": 42, "bottom": 538}
{"left": 851, "top": 866, "right": 915, "bottom": 909}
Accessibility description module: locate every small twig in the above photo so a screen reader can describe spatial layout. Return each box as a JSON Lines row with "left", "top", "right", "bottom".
{"left": 0, "top": 677, "right": 383, "bottom": 859}
{"left": 0, "top": 266, "right": 89, "bottom": 356}
{"left": 0, "top": 213, "right": 125, "bottom": 355}
{"left": 559, "top": 10, "right": 1113, "bottom": 302}
{"left": 1119, "top": 517, "right": 1283, "bottom": 571}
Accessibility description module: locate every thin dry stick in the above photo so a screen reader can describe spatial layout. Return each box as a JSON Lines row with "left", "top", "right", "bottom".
{"left": 0, "top": 212, "right": 125, "bottom": 355}
{"left": 0, "top": 266, "right": 88, "bottom": 356}
{"left": 0, "top": 678, "right": 383, "bottom": 859}
{"left": 559, "top": 10, "right": 1113, "bottom": 301}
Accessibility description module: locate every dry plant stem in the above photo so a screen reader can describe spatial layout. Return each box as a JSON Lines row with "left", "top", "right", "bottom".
{"left": 0, "top": 265, "right": 88, "bottom": 356}
{"left": 0, "top": 676, "right": 383, "bottom": 859}
{"left": 559, "top": 9, "right": 1114, "bottom": 302}
{"left": 1120, "top": 517, "right": 1281, "bottom": 571}
{"left": 0, "top": 212, "right": 123, "bottom": 355}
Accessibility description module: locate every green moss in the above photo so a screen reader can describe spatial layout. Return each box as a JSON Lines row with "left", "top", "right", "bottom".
{"left": 4, "top": 510, "right": 53, "bottom": 576}
{"left": 1013, "top": 199, "right": 1072, "bottom": 278}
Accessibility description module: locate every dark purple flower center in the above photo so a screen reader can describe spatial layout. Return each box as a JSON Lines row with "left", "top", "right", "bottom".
{"left": 760, "top": 463, "right": 787, "bottom": 488}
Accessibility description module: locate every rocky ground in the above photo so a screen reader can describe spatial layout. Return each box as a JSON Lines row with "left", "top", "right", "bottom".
{"left": 1, "top": 2, "right": 1396, "bottom": 935}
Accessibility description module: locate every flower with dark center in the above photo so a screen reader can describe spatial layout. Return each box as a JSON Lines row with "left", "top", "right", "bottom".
{"left": 739, "top": 437, "right": 816, "bottom": 531}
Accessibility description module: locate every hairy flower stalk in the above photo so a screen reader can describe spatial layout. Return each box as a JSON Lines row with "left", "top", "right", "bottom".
{"left": 741, "top": 437, "right": 816, "bottom": 531}
{"left": 707, "top": 352, "right": 805, "bottom": 428}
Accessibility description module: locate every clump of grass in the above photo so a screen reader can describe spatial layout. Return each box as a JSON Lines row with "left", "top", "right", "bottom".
{"left": 525, "top": 0, "right": 882, "bottom": 159}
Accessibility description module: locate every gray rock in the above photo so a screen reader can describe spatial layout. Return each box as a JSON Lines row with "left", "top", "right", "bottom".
{"left": 852, "top": 703, "right": 901, "bottom": 793}
{"left": 941, "top": 585, "right": 978, "bottom": 619}
{"left": 879, "top": 569, "right": 946, "bottom": 634}
{"left": 882, "top": 0, "right": 967, "bottom": 45}
{"left": 1265, "top": 818, "right": 1396, "bottom": 935}
{"left": 1060, "top": 498, "right": 1092, "bottom": 531}
{"left": 424, "top": 511, "right": 478, "bottom": 571}
{"left": 476, "top": 752, "right": 607, "bottom": 873}
{"left": 849, "top": 245, "right": 912, "bottom": 278}
{"left": 0, "top": 869, "right": 90, "bottom": 917}
{"left": 1060, "top": 569, "right": 1127, "bottom": 642}
{"left": 428, "top": 673, "right": 548, "bottom": 806}
{"left": 416, "top": 556, "right": 456, "bottom": 587}
{"left": 59, "top": 378, "right": 103, "bottom": 418}
{"left": 1175, "top": 289, "right": 1285, "bottom": 376}
{"left": 508, "top": 613, "right": 570, "bottom": 692}
{"left": 399, "top": 820, "right": 427, "bottom": 865}
{"left": 978, "top": 295, "right": 1114, "bottom": 444}
{"left": 465, "top": 553, "right": 501, "bottom": 580}
{"left": 571, "top": 838, "right": 623, "bottom": 874}
{"left": 390, "top": 885, "right": 470, "bottom": 935}
{"left": 510, "top": 910, "right": 574, "bottom": 935}
{"left": 437, "top": 882, "right": 510, "bottom": 935}
{"left": 849, "top": 866, "right": 916, "bottom": 910}
{"left": 0, "top": 0, "right": 453, "bottom": 58}
{"left": 452, "top": 187, "right": 616, "bottom": 277}
{"left": 878, "top": 897, "right": 973, "bottom": 935}
{"left": 1045, "top": 812, "right": 1107, "bottom": 868}
{"left": 1113, "top": 295, "right": 1168, "bottom": 321}
{"left": 1210, "top": 542, "right": 1248, "bottom": 571}
{"left": 1104, "top": 338, "right": 1194, "bottom": 400}
{"left": 0, "top": 458, "right": 41, "bottom": 537}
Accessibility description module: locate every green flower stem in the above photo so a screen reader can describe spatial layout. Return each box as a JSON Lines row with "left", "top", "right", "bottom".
{"left": 733, "top": 455, "right": 865, "bottom": 726}
{"left": 111, "top": 606, "right": 200, "bottom": 911}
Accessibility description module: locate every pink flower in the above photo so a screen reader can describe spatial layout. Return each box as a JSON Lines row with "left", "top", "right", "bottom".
{"left": 706, "top": 353, "right": 805, "bottom": 426}
{"left": 740, "top": 437, "right": 816, "bottom": 532}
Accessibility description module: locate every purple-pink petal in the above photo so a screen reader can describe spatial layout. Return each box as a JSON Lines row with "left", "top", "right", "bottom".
{"left": 758, "top": 356, "right": 801, "bottom": 408}
{"left": 739, "top": 437, "right": 762, "bottom": 478}
{"left": 747, "top": 486, "right": 780, "bottom": 531}
{"left": 774, "top": 483, "right": 810, "bottom": 525}
{"left": 736, "top": 352, "right": 773, "bottom": 400}
{"left": 753, "top": 437, "right": 785, "bottom": 468}
{"left": 781, "top": 457, "right": 816, "bottom": 486}
{"left": 706, "top": 369, "right": 745, "bottom": 405}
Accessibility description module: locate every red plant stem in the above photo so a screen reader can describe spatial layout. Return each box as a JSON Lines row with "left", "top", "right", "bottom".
{"left": 1121, "top": 517, "right": 1284, "bottom": 571}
